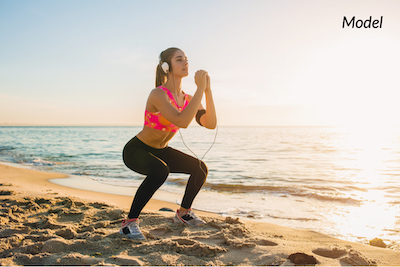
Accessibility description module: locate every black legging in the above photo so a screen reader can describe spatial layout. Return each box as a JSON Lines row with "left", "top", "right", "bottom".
{"left": 123, "top": 136, "right": 208, "bottom": 219}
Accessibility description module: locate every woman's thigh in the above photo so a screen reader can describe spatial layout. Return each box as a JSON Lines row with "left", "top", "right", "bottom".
{"left": 158, "top": 147, "right": 205, "bottom": 175}
{"left": 123, "top": 145, "right": 168, "bottom": 175}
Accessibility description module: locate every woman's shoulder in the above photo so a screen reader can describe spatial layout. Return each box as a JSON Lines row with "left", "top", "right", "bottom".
{"left": 148, "top": 87, "right": 169, "bottom": 104}
{"left": 149, "top": 86, "right": 166, "bottom": 96}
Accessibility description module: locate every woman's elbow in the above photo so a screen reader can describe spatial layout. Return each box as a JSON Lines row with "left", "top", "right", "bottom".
{"left": 204, "top": 120, "right": 217, "bottom": 129}
{"left": 174, "top": 118, "right": 190, "bottom": 129}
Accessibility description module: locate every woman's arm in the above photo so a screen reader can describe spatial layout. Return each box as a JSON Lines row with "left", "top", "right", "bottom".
{"left": 199, "top": 75, "right": 217, "bottom": 129}
{"left": 149, "top": 70, "right": 208, "bottom": 128}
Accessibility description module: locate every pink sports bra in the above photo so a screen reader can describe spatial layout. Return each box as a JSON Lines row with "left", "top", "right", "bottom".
{"left": 144, "top": 86, "right": 190, "bottom": 132}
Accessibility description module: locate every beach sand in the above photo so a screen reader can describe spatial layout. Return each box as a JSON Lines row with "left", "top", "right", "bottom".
{"left": 1, "top": 163, "right": 399, "bottom": 266}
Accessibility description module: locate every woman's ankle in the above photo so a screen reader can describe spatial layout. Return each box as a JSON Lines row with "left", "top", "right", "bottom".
{"left": 178, "top": 207, "right": 190, "bottom": 214}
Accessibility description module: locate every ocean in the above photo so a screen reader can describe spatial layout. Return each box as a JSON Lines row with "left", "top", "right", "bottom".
{"left": 1, "top": 126, "right": 400, "bottom": 249}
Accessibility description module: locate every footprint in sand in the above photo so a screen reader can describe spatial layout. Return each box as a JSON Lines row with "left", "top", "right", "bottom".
{"left": 339, "top": 250, "right": 377, "bottom": 266}
{"left": 170, "top": 238, "right": 228, "bottom": 257}
{"left": 252, "top": 238, "right": 278, "bottom": 247}
{"left": 312, "top": 247, "right": 377, "bottom": 266}
{"left": 312, "top": 247, "right": 347, "bottom": 259}
{"left": 149, "top": 226, "right": 173, "bottom": 238}
{"left": 288, "top": 252, "right": 318, "bottom": 265}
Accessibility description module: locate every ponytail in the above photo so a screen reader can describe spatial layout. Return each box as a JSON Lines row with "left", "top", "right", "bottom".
{"left": 155, "top": 63, "right": 167, "bottom": 87}
{"left": 155, "top": 47, "right": 181, "bottom": 87}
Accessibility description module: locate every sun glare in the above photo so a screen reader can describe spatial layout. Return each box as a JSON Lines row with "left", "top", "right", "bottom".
{"left": 342, "top": 124, "right": 393, "bottom": 186}
{"left": 336, "top": 191, "right": 396, "bottom": 242}
{"left": 331, "top": 126, "right": 399, "bottom": 242}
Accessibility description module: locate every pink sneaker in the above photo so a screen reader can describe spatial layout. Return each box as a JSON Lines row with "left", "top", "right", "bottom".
{"left": 173, "top": 209, "right": 205, "bottom": 226}
{"left": 119, "top": 218, "right": 145, "bottom": 240}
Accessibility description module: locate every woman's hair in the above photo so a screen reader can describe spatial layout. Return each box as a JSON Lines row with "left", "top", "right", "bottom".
{"left": 155, "top": 47, "right": 182, "bottom": 87}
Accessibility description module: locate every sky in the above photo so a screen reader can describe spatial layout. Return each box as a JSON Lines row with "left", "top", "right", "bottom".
{"left": 1, "top": 0, "right": 400, "bottom": 127}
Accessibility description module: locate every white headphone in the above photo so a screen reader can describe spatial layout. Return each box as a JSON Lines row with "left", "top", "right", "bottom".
{"left": 161, "top": 62, "right": 169, "bottom": 73}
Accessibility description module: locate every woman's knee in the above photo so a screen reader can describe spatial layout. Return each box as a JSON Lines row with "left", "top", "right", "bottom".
{"left": 149, "top": 163, "right": 170, "bottom": 185}
{"left": 198, "top": 160, "right": 208, "bottom": 180}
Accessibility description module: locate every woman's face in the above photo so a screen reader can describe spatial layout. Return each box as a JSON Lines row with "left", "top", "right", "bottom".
{"left": 170, "top": 50, "right": 189, "bottom": 77}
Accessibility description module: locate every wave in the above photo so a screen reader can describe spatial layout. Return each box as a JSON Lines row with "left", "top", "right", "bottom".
{"left": 265, "top": 213, "right": 319, "bottom": 222}
{"left": 220, "top": 208, "right": 264, "bottom": 219}
{"left": 26, "top": 158, "right": 69, "bottom": 167}
{"left": 0, "top": 146, "right": 15, "bottom": 152}
{"left": 221, "top": 208, "right": 319, "bottom": 222}
{"left": 166, "top": 178, "right": 361, "bottom": 205}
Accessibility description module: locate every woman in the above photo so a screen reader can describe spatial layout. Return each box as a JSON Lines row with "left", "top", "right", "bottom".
{"left": 120, "top": 47, "right": 217, "bottom": 240}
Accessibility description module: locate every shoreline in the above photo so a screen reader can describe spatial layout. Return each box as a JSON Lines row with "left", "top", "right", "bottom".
{"left": 0, "top": 161, "right": 187, "bottom": 217}
{"left": 0, "top": 161, "right": 216, "bottom": 215}
{"left": 1, "top": 162, "right": 400, "bottom": 265}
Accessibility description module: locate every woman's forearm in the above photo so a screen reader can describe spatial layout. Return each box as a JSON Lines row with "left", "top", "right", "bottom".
{"left": 202, "top": 90, "right": 217, "bottom": 129}
{"left": 176, "top": 87, "right": 205, "bottom": 128}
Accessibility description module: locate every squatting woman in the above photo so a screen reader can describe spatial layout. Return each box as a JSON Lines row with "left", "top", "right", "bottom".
{"left": 120, "top": 47, "right": 217, "bottom": 239}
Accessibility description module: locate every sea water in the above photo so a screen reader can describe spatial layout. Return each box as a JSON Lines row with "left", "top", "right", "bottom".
{"left": 1, "top": 126, "right": 400, "bottom": 248}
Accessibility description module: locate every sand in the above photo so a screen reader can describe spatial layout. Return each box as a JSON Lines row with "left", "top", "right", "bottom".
{"left": 1, "top": 163, "right": 399, "bottom": 266}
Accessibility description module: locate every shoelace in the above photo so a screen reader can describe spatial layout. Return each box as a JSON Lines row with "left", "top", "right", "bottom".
{"left": 181, "top": 210, "right": 202, "bottom": 221}
{"left": 181, "top": 213, "right": 195, "bottom": 221}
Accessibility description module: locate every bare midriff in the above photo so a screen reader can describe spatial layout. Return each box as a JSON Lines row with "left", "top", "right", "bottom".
{"left": 136, "top": 126, "right": 177, "bottom": 149}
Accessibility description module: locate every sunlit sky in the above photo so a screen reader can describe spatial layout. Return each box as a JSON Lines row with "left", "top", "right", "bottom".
{"left": 1, "top": 0, "right": 400, "bottom": 126}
